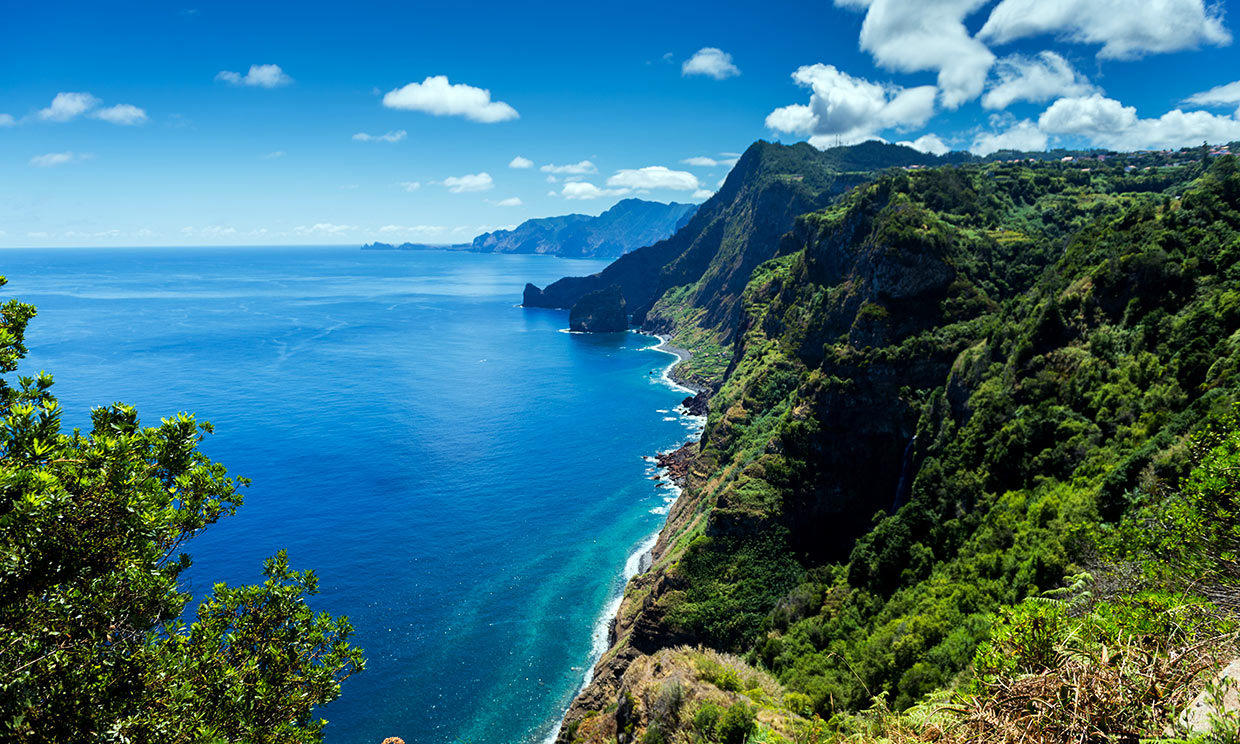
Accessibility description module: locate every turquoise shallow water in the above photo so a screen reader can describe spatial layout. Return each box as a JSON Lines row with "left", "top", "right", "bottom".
{"left": 1, "top": 247, "right": 697, "bottom": 744}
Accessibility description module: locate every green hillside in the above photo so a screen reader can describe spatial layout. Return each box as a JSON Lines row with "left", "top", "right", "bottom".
{"left": 558, "top": 147, "right": 1240, "bottom": 744}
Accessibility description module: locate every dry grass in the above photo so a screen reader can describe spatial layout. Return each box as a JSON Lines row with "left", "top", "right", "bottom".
{"left": 945, "top": 637, "right": 1230, "bottom": 744}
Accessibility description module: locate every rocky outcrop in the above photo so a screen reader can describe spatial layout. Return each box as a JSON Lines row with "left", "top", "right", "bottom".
{"left": 678, "top": 392, "right": 709, "bottom": 417}
{"left": 569, "top": 286, "right": 628, "bottom": 333}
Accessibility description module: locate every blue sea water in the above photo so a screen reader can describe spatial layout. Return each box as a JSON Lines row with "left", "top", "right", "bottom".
{"left": 1, "top": 246, "right": 698, "bottom": 744}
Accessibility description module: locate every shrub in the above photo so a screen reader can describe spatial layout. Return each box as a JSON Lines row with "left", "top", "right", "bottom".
{"left": 717, "top": 702, "right": 757, "bottom": 744}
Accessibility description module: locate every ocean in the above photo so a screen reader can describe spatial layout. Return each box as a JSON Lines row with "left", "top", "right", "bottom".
{"left": 2, "top": 246, "right": 699, "bottom": 744}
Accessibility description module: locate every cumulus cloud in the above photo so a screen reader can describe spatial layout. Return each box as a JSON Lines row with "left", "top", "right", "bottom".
{"left": 38, "top": 92, "right": 100, "bottom": 121}
{"left": 216, "top": 64, "right": 293, "bottom": 88}
{"left": 30, "top": 151, "right": 93, "bottom": 167}
{"left": 682, "top": 156, "right": 720, "bottom": 167}
{"left": 352, "top": 129, "right": 407, "bottom": 142}
{"left": 398, "top": 181, "right": 421, "bottom": 191}
{"left": 897, "top": 133, "right": 951, "bottom": 154}
{"left": 606, "top": 166, "right": 701, "bottom": 191}
{"left": 493, "top": 197, "right": 523, "bottom": 206}
{"left": 1038, "top": 94, "right": 1137, "bottom": 135}
{"left": 440, "top": 172, "right": 494, "bottom": 193}
{"left": 382, "top": 76, "right": 518, "bottom": 123}
{"left": 692, "top": 189, "right": 715, "bottom": 200}
{"left": 979, "top": 0, "right": 1231, "bottom": 60}
{"left": 1185, "top": 80, "right": 1240, "bottom": 115}
{"left": 982, "top": 51, "right": 1097, "bottom": 110}
{"left": 836, "top": 0, "right": 995, "bottom": 108}
{"left": 765, "top": 64, "right": 937, "bottom": 145}
{"left": 682, "top": 48, "right": 741, "bottom": 79}
{"left": 1039, "top": 93, "right": 1240, "bottom": 150}
{"left": 560, "top": 182, "right": 631, "bottom": 200}
{"left": 509, "top": 156, "right": 534, "bottom": 169}
{"left": 90, "top": 103, "right": 148, "bottom": 125}
{"left": 540, "top": 160, "right": 597, "bottom": 174}
{"left": 970, "top": 119, "right": 1049, "bottom": 155}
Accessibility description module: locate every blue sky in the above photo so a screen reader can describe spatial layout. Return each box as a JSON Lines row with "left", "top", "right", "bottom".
{"left": 4, "top": 0, "right": 1240, "bottom": 247}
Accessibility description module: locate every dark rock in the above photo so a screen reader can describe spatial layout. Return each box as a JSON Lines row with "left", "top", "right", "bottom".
{"left": 679, "top": 391, "right": 709, "bottom": 417}
{"left": 569, "top": 285, "right": 628, "bottom": 333}
{"left": 655, "top": 442, "right": 696, "bottom": 487}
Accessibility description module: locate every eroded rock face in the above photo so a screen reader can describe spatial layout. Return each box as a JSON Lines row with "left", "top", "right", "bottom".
{"left": 569, "top": 285, "right": 628, "bottom": 333}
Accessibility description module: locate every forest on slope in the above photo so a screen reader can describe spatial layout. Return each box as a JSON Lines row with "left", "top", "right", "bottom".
{"left": 555, "top": 144, "right": 1240, "bottom": 743}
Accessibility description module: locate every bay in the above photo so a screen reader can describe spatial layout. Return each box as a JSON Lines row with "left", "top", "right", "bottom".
{"left": 1, "top": 246, "right": 696, "bottom": 744}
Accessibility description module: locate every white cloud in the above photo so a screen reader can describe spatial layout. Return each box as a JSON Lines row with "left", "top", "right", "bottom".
{"left": 836, "top": 0, "right": 995, "bottom": 108}
{"left": 509, "top": 156, "right": 534, "bottom": 169}
{"left": 38, "top": 92, "right": 100, "bottom": 121}
{"left": 353, "top": 129, "right": 407, "bottom": 142}
{"left": 398, "top": 181, "right": 422, "bottom": 191}
{"left": 979, "top": 0, "right": 1231, "bottom": 60}
{"left": 560, "top": 182, "right": 631, "bottom": 200}
{"left": 546, "top": 175, "right": 558, "bottom": 183}
{"left": 0, "top": 114, "right": 14, "bottom": 126}
{"left": 682, "top": 156, "right": 720, "bottom": 167}
{"left": 379, "top": 224, "right": 444, "bottom": 234}
{"left": 216, "top": 64, "right": 293, "bottom": 88}
{"left": 1185, "top": 80, "right": 1240, "bottom": 115}
{"left": 606, "top": 166, "right": 700, "bottom": 191}
{"left": 263, "top": 150, "right": 285, "bottom": 159}
{"left": 494, "top": 197, "right": 523, "bottom": 206}
{"left": 692, "top": 189, "right": 714, "bottom": 200}
{"left": 90, "top": 103, "right": 148, "bottom": 125}
{"left": 29, "top": 151, "right": 93, "bottom": 167}
{"left": 682, "top": 48, "right": 741, "bottom": 79}
{"left": 1038, "top": 94, "right": 1137, "bottom": 135}
{"left": 982, "top": 51, "right": 1097, "bottom": 110}
{"left": 897, "top": 133, "right": 950, "bottom": 154}
{"left": 440, "top": 172, "right": 494, "bottom": 193}
{"left": 765, "top": 64, "right": 937, "bottom": 144}
{"left": 540, "top": 160, "right": 597, "bottom": 174}
{"left": 294, "top": 223, "right": 356, "bottom": 235}
{"left": 1039, "top": 93, "right": 1240, "bottom": 150}
{"left": 382, "top": 76, "right": 518, "bottom": 123}
{"left": 970, "top": 119, "right": 1049, "bottom": 155}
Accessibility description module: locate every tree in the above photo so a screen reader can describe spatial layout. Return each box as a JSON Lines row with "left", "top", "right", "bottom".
{"left": 0, "top": 278, "right": 363, "bottom": 742}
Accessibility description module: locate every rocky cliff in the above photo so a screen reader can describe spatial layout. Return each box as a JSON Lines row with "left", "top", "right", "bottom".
{"left": 568, "top": 285, "right": 628, "bottom": 332}
{"left": 555, "top": 147, "right": 1240, "bottom": 743}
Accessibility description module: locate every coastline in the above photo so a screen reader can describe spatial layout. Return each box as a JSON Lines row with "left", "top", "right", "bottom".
{"left": 542, "top": 331, "right": 706, "bottom": 744}
{"left": 641, "top": 332, "right": 709, "bottom": 396}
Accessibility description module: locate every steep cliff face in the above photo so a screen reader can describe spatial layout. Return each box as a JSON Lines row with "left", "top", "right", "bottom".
{"left": 560, "top": 153, "right": 1240, "bottom": 743}
{"left": 568, "top": 285, "right": 628, "bottom": 332}
{"left": 523, "top": 141, "right": 950, "bottom": 322}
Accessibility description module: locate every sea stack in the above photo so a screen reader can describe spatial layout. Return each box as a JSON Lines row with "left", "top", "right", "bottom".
{"left": 568, "top": 285, "right": 628, "bottom": 333}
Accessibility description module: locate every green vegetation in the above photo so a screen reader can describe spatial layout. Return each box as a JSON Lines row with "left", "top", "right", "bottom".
{"left": 0, "top": 279, "right": 363, "bottom": 742}
{"left": 570, "top": 148, "right": 1240, "bottom": 743}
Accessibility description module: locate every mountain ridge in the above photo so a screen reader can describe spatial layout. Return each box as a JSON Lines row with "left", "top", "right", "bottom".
{"left": 473, "top": 198, "right": 696, "bottom": 258}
